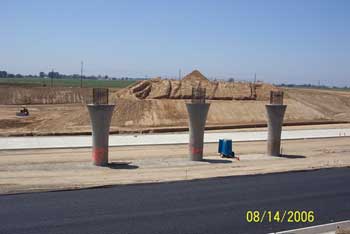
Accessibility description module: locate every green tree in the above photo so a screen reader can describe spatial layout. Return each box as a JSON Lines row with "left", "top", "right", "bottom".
{"left": 0, "top": 71, "right": 7, "bottom": 78}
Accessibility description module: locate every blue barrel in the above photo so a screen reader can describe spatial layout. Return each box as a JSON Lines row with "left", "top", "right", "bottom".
{"left": 218, "top": 139, "right": 224, "bottom": 153}
{"left": 218, "top": 139, "right": 233, "bottom": 157}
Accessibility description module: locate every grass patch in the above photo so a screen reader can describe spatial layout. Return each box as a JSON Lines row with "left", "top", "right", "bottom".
{"left": 0, "top": 78, "right": 136, "bottom": 88}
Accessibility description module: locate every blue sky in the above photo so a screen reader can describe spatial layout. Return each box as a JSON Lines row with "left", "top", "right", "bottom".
{"left": 1, "top": 0, "right": 349, "bottom": 86}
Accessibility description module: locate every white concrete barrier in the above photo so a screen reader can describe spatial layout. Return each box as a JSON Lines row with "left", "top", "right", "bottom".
{"left": 0, "top": 128, "right": 349, "bottom": 150}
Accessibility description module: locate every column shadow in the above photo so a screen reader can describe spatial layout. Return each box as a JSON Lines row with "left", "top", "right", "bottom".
{"left": 279, "top": 154, "right": 306, "bottom": 159}
{"left": 107, "top": 162, "right": 139, "bottom": 169}
{"left": 202, "top": 159, "right": 232, "bottom": 164}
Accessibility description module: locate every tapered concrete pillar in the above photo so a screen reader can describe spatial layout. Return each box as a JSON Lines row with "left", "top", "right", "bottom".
{"left": 266, "top": 104, "right": 287, "bottom": 156}
{"left": 186, "top": 103, "right": 210, "bottom": 161}
{"left": 87, "top": 104, "right": 115, "bottom": 166}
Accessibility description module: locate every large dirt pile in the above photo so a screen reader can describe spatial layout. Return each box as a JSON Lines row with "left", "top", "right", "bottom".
{"left": 182, "top": 69, "right": 210, "bottom": 83}
{"left": 115, "top": 70, "right": 277, "bottom": 101}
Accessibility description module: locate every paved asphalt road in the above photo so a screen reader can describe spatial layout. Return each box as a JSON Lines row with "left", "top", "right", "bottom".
{"left": 0, "top": 168, "right": 349, "bottom": 234}
{"left": 1, "top": 128, "right": 349, "bottom": 150}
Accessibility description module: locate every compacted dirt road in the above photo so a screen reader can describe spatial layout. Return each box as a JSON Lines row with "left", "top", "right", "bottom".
{"left": 0, "top": 137, "right": 349, "bottom": 195}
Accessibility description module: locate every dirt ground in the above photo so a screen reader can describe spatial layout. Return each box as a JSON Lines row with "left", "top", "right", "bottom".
{"left": 0, "top": 76, "right": 350, "bottom": 136}
{"left": 1, "top": 87, "right": 350, "bottom": 136}
{"left": 0, "top": 137, "right": 349, "bottom": 195}
{"left": 0, "top": 86, "right": 121, "bottom": 105}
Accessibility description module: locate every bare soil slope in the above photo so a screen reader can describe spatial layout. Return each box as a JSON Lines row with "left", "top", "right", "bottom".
{"left": 285, "top": 88, "right": 350, "bottom": 120}
{"left": 0, "top": 86, "right": 122, "bottom": 105}
{"left": 0, "top": 86, "right": 93, "bottom": 105}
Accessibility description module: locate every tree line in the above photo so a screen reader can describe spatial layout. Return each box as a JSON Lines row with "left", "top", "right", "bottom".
{"left": 0, "top": 70, "right": 135, "bottom": 80}
{"left": 278, "top": 83, "right": 349, "bottom": 90}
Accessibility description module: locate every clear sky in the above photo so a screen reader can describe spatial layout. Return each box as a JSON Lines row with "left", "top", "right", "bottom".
{"left": 1, "top": 0, "right": 349, "bottom": 86}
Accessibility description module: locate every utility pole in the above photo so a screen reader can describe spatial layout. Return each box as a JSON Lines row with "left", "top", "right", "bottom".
{"left": 50, "top": 69, "right": 54, "bottom": 87}
{"left": 80, "top": 61, "right": 84, "bottom": 88}
{"left": 179, "top": 69, "right": 182, "bottom": 80}
{"left": 254, "top": 73, "right": 257, "bottom": 83}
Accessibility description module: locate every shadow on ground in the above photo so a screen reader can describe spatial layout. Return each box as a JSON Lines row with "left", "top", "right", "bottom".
{"left": 280, "top": 154, "right": 306, "bottom": 159}
{"left": 202, "top": 159, "right": 232, "bottom": 164}
{"left": 107, "top": 162, "right": 139, "bottom": 169}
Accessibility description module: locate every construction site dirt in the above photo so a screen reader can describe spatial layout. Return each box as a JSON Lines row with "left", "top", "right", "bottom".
{"left": 0, "top": 71, "right": 350, "bottom": 137}
{"left": 0, "top": 137, "right": 349, "bottom": 195}
{"left": 1, "top": 71, "right": 350, "bottom": 195}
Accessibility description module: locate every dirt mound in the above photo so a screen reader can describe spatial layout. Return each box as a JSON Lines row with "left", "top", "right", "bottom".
{"left": 182, "top": 70, "right": 210, "bottom": 83}
{"left": 114, "top": 70, "right": 278, "bottom": 101}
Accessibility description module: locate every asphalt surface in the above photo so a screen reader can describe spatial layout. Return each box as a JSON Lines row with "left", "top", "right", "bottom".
{"left": 0, "top": 168, "right": 349, "bottom": 234}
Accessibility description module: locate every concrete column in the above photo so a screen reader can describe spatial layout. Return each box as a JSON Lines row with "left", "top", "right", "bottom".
{"left": 87, "top": 104, "right": 115, "bottom": 166}
{"left": 265, "top": 104, "right": 287, "bottom": 156}
{"left": 186, "top": 103, "right": 210, "bottom": 161}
